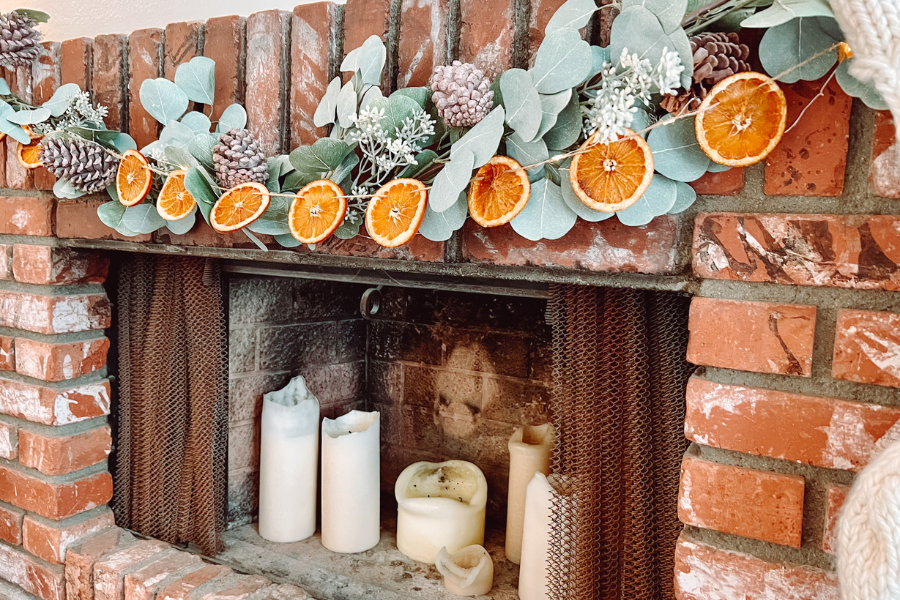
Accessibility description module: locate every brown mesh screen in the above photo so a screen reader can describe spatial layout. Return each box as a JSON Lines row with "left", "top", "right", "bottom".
{"left": 112, "top": 254, "right": 229, "bottom": 555}
{"left": 546, "top": 284, "right": 693, "bottom": 600}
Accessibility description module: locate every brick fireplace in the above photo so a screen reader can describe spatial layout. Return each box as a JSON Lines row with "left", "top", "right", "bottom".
{"left": 1, "top": 1, "right": 899, "bottom": 599}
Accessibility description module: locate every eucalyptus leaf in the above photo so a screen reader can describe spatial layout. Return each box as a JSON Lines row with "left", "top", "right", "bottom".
{"left": 122, "top": 203, "right": 168, "bottom": 234}
{"left": 707, "top": 162, "right": 731, "bottom": 173}
{"left": 337, "top": 81, "right": 357, "bottom": 129}
{"left": 616, "top": 174, "right": 675, "bottom": 226}
{"left": 668, "top": 181, "right": 697, "bottom": 214}
{"left": 97, "top": 200, "right": 140, "bottom": 236}
{"left": 836, "top": 60, "right": 888, "bottom": 110}
{"left": 41, "top": 83, "right": 80, "bottom": 117}
{"left": 506, "top": 132, "right": 548, "bottom": 182}
{"left": 314, "top": 76, "right": 342, "bottom": 127}
{"left": 501, "top": 69, "right": 542, "bottom": 142}
{"left": 217, "top": 103, "right": 247, "bottom": 132}
{"left": 647, "top": 115, "right": 710, "bottom": 182}
{"left": 622, "top": 0, "right": 687, "bottom": 32}
{"left": 589, "top": 45, "right": 611, "bottom": 78}
{"left": 140, "top": 78, "right": 189, "bottom": 125}
{"left": 67, "top": 125, "right": 118, "bottom": 144}
{"left": 631, "top": 107, "right": 651, "bottom": 136}
{"left": 610, "top": 6, "right": 671, "bottom": 67}
{"left": 534, "top": 89, "right": 572, "bottom": 140}
{"left": 8, "top": 107, "right": 50, "bottom": 125}
{"left": 511, "top": 178, "right": 577, "bottom": 240}
{"left": 668, "top": 27, "right": 694, "bottom": 88}
{"left": 546, "top": 0, "right": 600, "bottom": 34}
{"left": 430, "top": 149, "right": 475, "bottom": 212}
{"left": 242, "top": 229, "right": 268, "bottom": 251}
{"left": 334, "top": 210, "right": 363, "bottom": 238}
{"left": 289, "top": 138, "right": 354, "bottom": 179}
{"left": 283, "top": 170, "right": 316, "bottom": 191}
{"left": 275, "top": 233, "right": 303, "bottom": 247}
{"left": 13, "top": 8, "right": 50, "bottom": 22}
{"left": 184, "top": 167, "right": 219, "bottom": 222}
{"left": 180, "top": 111, "right": 212, "bottom": 135}
{"left": 384, "top": 94, "right": 421, "bottom": 137}
{"left": 0, "top": 79, "right": 9, "bottom": 95}
{"left": 399, "top": 149, "right": 439, "bottom": 179}
{"left": 531, "top": 28, "right": 593, "bottom": 94}
{"left": 53, "top": 178, "right": 87, "bottom": 199}
{"left": 357, "top": 35, "right": 387, "bottom": 86}
{"left": 543, "top": 93, "right": 581, "bottom": 150}
{"left": 451, "top": 106, "right": 505, "bottom": 168}
{"left": 0, "top": 109, "right": 30, "bottom": 144}
{"left": 248, "top": 196, "right": 291, "bottom": 235}
{"left": 330, "top": 152, "right": 359, "bottom": 184}
{"left": 165, "top": 146, "right": 200, "bottom": 170}
{"left": 341, "top": 47, "right": 361, "bottom": 73}
{"left": 419, "top": 190, "right": 467, "bottom": 241}
{"left": 741, "top": 0, "right": 833, "bottom": 27}
{"left": 758, "top": 17, "right": 840, "bottom": 83}
{"left": 160, "top": 120, "right": 195, "bottom": 150}
{"left": 362, "top": 85, "right": 384, "bottom": 111}
{"left": 188, "top": 133, "right": 219, "bottom": 168}
{"left": 165, "top": 209, "right": 197, "bottom": 235}
{"left": 559, "top": 167, "right": 614, "bottom": 221}
{"left": 174, "top": 56, "right": 216, "bottom": 105}
{"left": 391, "top": 86, "right": 429, "bottom": 108}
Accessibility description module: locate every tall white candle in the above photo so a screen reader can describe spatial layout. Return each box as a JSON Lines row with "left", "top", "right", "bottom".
{"left": 395, "top": 460, "right": 488, "bottom": 564}
{"left": 506, "top": 423, "right": 555, "bottom": 564}
{"left": 435, "top": 545, "right": 494, "bottom": 596}
{"left": 518, "top": 472, "right": 553, "bottom": 600}
{"left": 321, "top": 410, "right": 380, "bottom": 553}
{"left": 258, "top": 376, "right": 319, "bottom": 543}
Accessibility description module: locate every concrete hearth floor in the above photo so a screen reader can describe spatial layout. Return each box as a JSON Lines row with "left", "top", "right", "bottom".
{"left": 217, "top": 510, "right": 520, "bottom": 600}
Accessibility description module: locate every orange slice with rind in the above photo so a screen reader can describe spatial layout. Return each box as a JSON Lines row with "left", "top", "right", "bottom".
{"left": 16, "top": 137, "right": 43, "bottom": 169}
{"left": 156, "top": 170, "right": 197, "bottom": 221}
{"left": 365, "top": 178, "right": 428, "bottom": 248}
{"left": 116, "top": 150, "right": 153, "bottom": 206}
{"left": 695, "top": 71, "right": 787, "bottom": 167}
{"left": 468, "top": 156, "right": 531, "bottom": 227}
{"left": 569, "top": 129, "right": 654, "bottom": 213}
{"left": 210, "top": 181, "right": 271, "bottom": 232}
{"left": 288, "top": 179, "right": 347, "bottom": 244}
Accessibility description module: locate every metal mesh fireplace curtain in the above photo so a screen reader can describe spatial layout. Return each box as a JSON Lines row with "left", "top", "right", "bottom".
{"left": 112, "top": 254, "right": 229, "bottom": 555}
{"left": 546, "top": 285, "right": 694, "bottom": 600}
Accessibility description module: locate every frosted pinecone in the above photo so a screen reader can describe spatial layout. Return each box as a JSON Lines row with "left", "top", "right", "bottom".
{"left": 429, "top": 61, "right": 494, "bottom": 127}
{"left": 0, "top": 11, "right": 41, "bottom": 68}
{"left": 661, "top": 32, "right": 751, "bottom": 114}
{"left": 212, "top": 128, "right": 268, "bottom": 189}
{"left": 39, "top": 137, "right": 117, "bottom": 194}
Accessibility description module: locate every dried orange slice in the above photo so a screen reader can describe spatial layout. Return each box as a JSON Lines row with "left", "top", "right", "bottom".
{"left": 467, "top": 156, "right": 531, "bottom": 227}
{"left": 116, "top": 150, "right": 153, "bottom": 206}
{"left": 210, "top": 181, "right": 271, "bottom": 232}
{"left": 365, "top": 178, "right": 428, "bottom": 247}
{"left": 16, "top": 137, "right": 43, "bottom": 169}
{"left": 156, "top": 170, "right": 197, "bottom": 221}
{"left": 569, "top": 129, "right": 654, "bottom": 213}
{"left": 288, "top": 179, "right": 347, "bottom": 244}
{"left": 695, "top": 71, "right": 787, "bottom": 167}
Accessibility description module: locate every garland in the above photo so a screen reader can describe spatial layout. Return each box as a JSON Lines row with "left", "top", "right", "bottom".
{"left": 0, "top": 0, "right": 890, "bottom": 250}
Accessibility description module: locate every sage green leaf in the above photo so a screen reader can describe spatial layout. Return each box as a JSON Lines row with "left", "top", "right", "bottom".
{"left": 289, "top": 138, "right": 354, "bottom": 179}
{"left": 559, "top": 167, "right": 614, "bottom": 221}
{"left": 489, "top": 77, "right": 504, "bottom": 110}
{"left": 283, "top": 170, "right": 316, "bottom": 191}
{"left": 334, "top": 209, "right": 363, "bottom": 238}
{"left": 180, "top": 111, "right": 212, "bottom": 135}
{"left": 53, "top": 178, "right": 87, "bottom": 199}
{"left": 0, "top": 102, "right": 30, "bottom": 144}
{"left": 505, "top": 132, "right": 548, "bottom": 182}
{"left": 392, "top": 86, "right": 429, "bottom": 108}
{"left": 707, "top": 162, "right": 730, "bottom": 173}
{"left": 420, "top": 190, "right": 467, "bottom": 241}
{"left": 610, "top": 6, "right": 670, "bottom": 66}
{"left": 330, "top": 152, "right": 359, "bottom": 184}
{"left": 165, "top": 146, "right": 200, "bottom": 170}
{"left": 647, "top": 115, "right": 710, "bottom": 182}
{"left": 501, "top": 69, "right": 542, "bottom": 142}
{"left": 242, "top": 229, "right": 268, "bottom": 251}
{"left": 631, "top": 107, "right": 651, "bottom": 136}
{"left": 362, "top": 85, "right": 383, "bottom": 111}
{"left": 399, "top": 149, "right": 439, "bottom": 179}
{"left": 8, "top": 107, "right": 50, "bottom": 125}
{"left": 0, "top": 79, "right": 10, "bottom": 95}
{"left": 341, "top": 48, "right": 361, "bottom": 73}
{"left": 248, "top": 196, "right": 291, "bottom": 235}
{"left": 535, "top": 89, "right": 572, "bottom": 140}
{"left": 531, "top": 28, "right": 592, "bottom": 94}
{"left": 160, "top": 120, "right": 195, "bottom": 150}
{"left": 358, "top": 35, "right": 387, "bottom": 86}
{"left": 836, "top": 60, "right": 888, "bottom": 110}
{"left": 546, "top": 0, "right": 600, "bottom": 34}
{"left": 759, "top": 17, "right": 840, "bottom": 83}
{"left": 741, "top": 0, "right": 833, "bottom": 27}
{"left": 668, "top": 27, "right": 694, "bottom": 88}
{"left": 267, "top": 155, "right": 293, "bottom": 179}
{"left": 543, "top": 94, "right": 581, "bottom": 150}
{"left": 622, "top": 0, "right": 687, "bottom": 32}
{"left": 188, "top": 133, "right": 219, "bottom": 168}
{"left": 41, "top": 83, "right": 80, "bottom": 117}
{"left": 112, "top": 133, "right": 137, "bottom": 153}
{"left": 589, "top": 46, "right": 611, "bottom": 78}
{"left": 14, "top": 8, "right": 49, "bottom": 22}
{"left": 431, "top": 149, "right": 475, "bottom": 212}
{"left": 174, "top": 56, "right": 215, "bottom": 105}
{"left": 337, "top": 80, "right": 357, "bottom": 128}
{"left": 140, "top": 78, "right": 189, "bottom": 125}
{"left": 314, "top": 76, "right": 342, "bottom": 127}
{"left": 668, "top": 181, "right": 697, "bottom": 214}
{"left": 511, "top": 178, "right": 577, "bottom": 240}
{"left": 184, "top": 167, "right": 219, "bottom": 222}
{"left": 97, "top": 200, "right": 140, "bottom": 236}
{"left": 165, "top": 209, "right": 196, "bottom": 235}
{"left": 451, "top": 106, "right": 505, "bottom": 168}
{"left": 275, "top": 233, "right": 303, "bottom": 247}
{"left": 616, "top": 174, "right": 675, "bottom": 226}
{"left": 217, "top": 103, "right": 247, "bottom": 132}
{"left": 67, "top": 124, "right": 119, "bottom": 144}
{"left": 122, "top": 203, "right": 167, "bottom": 234}
{"left": 384, "top": 94, "right": 420, "bottom": 137}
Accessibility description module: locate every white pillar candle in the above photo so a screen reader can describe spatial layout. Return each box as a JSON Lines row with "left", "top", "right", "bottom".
{"left": 321, "top": 410, "right": 380, "bottom": 553}
{"left": 506, "top": 423, "right": 555, "bottom": 564}
{"left": 258, "top": 376, "right": 320, "bottom": 543}
{"left": 518, "top": 472, "right": 553, "bottom": 600}
{"left": 435, "top": 545, "right": 494, "bottom": 596}
{"left": 395, "top": 460, "right": 488, "bottom": 564}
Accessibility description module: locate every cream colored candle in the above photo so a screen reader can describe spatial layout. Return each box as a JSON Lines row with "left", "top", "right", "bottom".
{"left": 258, "top": 376, "right": 319, "bottom": 543}
{"left": 321, "top": 410, "right": 380, "bottom": 553}
{"left": 435, "top": 545, "right": 494, "bottom": 596}
{"left": 395, "top": 460, "right": 488, "bottom": 564}
{"left": 518, "top": 472, "right": 553, "bottom": 600}
{"left": 506, "top": 423, "right": 555, "bottom": 564}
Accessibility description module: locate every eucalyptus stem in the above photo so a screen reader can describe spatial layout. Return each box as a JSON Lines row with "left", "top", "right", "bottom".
{"left": 684, "top": 0, "right": 759, "bottom": 35}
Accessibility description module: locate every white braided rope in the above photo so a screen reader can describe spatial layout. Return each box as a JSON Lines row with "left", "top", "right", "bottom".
{"left": 836, "top": 436, "right": 900, "bottom": 600}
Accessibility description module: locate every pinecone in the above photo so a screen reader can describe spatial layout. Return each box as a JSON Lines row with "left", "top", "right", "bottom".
{"left": 0, "top": 11, "right": 41, "bottom": 69}
{"left": 430, "top": 61, "right": 494, "bottom": 127}
{"left": 212, "top": 128, "right": 268, "bottom": 189}
{"left": 39, "top": 137, "right": 117, "bottom": 194}
{"left": 661, "top": 32, "right": 751, "bottom": 114}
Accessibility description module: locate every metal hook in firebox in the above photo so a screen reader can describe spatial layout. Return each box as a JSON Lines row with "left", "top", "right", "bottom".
{"left": 360, "top": 286, "right": 383, "bottom": 320}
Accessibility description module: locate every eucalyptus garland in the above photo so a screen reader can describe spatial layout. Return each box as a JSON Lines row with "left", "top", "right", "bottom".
{"left": 0, "top": 1, "right": 889, "bottom": 250}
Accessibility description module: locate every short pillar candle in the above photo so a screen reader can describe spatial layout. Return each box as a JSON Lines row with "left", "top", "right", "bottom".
{"left": 506, "top": 423, "right": 555, "bottom": 564}
{"left": 395, "top": 460, "right": 488, "bottom": 564}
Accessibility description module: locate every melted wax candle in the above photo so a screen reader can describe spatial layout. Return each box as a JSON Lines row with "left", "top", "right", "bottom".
{"left": 395, "top": 460, "right": 488, "bottom": 564}
{"left": 435, "top": 545, "right": 494, "bottom": 596}
{"left": 506, "top": 423, "right": 555, "bottom": 564}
